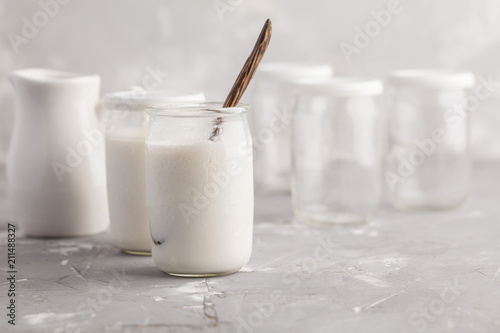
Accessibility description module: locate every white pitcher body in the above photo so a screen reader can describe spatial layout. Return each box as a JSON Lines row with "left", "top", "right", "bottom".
{"left": 8, "top": 68, "right": 109, "bottom": 237}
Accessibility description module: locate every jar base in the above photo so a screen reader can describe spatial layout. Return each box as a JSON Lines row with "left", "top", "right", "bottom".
{"left": 296, "top": 211, "right": 369, "bottom": 226}
{"left": 166, "top": 271, "right": 238, "bottom": 278}
{"left": 122, "top": 249, "right": 152, "bottom": 256}
{"left": 23, "top": 227, "right": 108, "bottom": 238}
{"left": 391, "top": 197, "right": 467, "bottom": 212}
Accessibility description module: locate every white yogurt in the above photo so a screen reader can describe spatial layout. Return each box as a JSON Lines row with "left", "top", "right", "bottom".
{"left": 103, "top": 90, "right": 204, "bottom": 254}
{"left": 146, "top": 139, "right": 254, "bottom": 275}
{"left": 106, "top": 127, "right": 150, "bottom": 254}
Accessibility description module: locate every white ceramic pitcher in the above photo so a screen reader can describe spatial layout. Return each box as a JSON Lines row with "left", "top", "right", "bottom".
{"left": 8, "top": 68, "right": 109, "bottom": 237}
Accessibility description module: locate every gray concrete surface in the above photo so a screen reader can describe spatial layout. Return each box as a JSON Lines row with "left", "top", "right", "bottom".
{"left": 0, "top": 163, "right": 499, "bottom": 333}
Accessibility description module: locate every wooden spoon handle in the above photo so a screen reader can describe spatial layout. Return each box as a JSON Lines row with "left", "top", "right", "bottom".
{"left": 223, "top": 19, "right": 272, "bottom": 108}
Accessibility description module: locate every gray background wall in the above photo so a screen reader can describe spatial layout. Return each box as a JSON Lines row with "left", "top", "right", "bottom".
{"left": 1, "top": 0, "right": 500, "bottom": 165}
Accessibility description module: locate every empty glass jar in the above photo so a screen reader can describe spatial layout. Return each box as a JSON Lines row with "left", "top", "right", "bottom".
{"left": 103, "top": 90, "right": 204, "bottom": 255}
{"left": 291, "top": 77, "right": 383, "bottom": 225}
{"left": 386, "top": 69, "right": 475, "bottom": 210}
{"left": 251, "top": 62, "right": 333, "bottom": 193}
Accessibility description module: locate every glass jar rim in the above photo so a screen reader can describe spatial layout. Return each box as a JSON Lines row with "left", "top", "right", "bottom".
{"left": 257, "top": 62, "right": 333, "bottom": 81}
{"left": 103, "top": 89, "right": 205, "bottom": 111}
{"left": 146, "top": 101, "right": 250, "bottom": 118}
{"left": 387, "top": 69, "right": 475, "bottom": 89}
{"left": 290, "top": 77, "right": 383, "bottom": 97}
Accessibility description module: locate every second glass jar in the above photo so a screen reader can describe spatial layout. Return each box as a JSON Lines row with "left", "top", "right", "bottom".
{"left": 103, "top": 90, "right": 204, "bottom": 255}
{"left": 251, "top": 62, "right": 334, "bottom": 194}
{"left": 291, "top": 78, "right": 383, "bottom": 225}
{"left": 386, "top": 69, "right": 475, "bottom": 211}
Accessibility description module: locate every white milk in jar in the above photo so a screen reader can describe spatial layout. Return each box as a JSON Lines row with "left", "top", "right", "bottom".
{"left": 103, "top": 90, "right": 204, "bottom": 255}
{"left": 146, "top": 102, "right": 254, "bottom": 276}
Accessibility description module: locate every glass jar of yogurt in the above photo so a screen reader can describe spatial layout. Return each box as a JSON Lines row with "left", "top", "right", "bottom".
{"left": 386, "top": 69, "right": 475, "bottom": 210}
{"left": 145, "top": 102, "right": 254, "bottom": 276}
{"left": 103, "top": 90, "right": 204, "bottom": 255}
